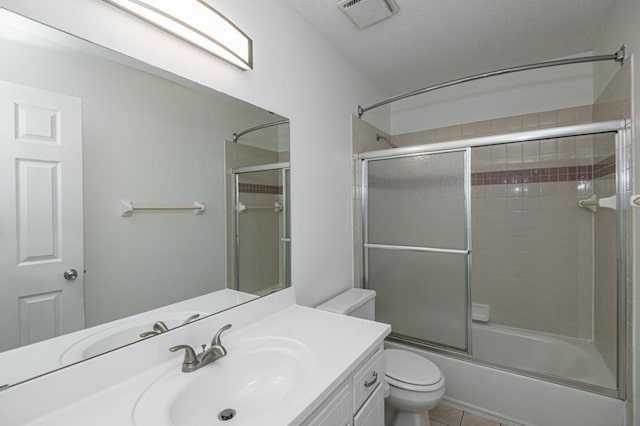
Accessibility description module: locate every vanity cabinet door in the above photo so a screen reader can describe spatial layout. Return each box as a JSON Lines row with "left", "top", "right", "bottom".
{"left": 302, "top": 381, "right": 352, "bottom": 426}
{"left": 354, "top": 383, "right": 384, "bottom": 426}
{"left": 353, "top": 348, "right": 383, "bottom": 412}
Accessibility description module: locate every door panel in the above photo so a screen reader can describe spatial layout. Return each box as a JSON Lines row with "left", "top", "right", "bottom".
{"left": 365, "top": 149, "right": 469, "bottom": 352}
{"left": 367, "top": 152, "right": 466, "bottom": 249}
{"left": 16, "top": 160, "right": 61, "bottom": 264}
{"left": 18, "top": 291, "right": 61, "bottom": 346}
{"left": 0, "top": 80, "right": 84, "bottom": 351}
{"left": 367, "top": 249, "right": 468, "bottom": 350}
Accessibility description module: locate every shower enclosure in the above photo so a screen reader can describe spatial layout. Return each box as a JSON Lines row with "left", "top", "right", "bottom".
{"left": 232, "top": 163, "right": 290, "bottom": 295}
{"left": 359, "top": 121, "right": 628, "bottom": 398}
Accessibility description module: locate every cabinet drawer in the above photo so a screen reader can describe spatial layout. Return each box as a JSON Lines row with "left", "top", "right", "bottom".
{"left": 353, "top": 347, "right": 384, "bottom": 412}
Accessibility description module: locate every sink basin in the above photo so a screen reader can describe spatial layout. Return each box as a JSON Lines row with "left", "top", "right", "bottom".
{"left": 133, "top": 336, "right": 314, "bottom": 426}
{"left": 60, "top": 311, "right": 208, "bottom": 365}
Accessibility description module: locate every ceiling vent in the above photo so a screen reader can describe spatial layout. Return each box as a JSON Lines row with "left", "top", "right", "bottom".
{"left": 337, "top": 0, "right": 399, "bottom": 30}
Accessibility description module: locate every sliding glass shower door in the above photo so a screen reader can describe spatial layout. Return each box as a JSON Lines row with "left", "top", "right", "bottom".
{"left": 360, "top": 121, "right": 628, "bottom": 398}
{"left": 364, "top": 149, "right": 470, "bottom": 351}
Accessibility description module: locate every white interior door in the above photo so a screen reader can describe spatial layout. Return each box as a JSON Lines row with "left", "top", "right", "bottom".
{"left": 0, "top": 80, "right": 84, "bottom": 352}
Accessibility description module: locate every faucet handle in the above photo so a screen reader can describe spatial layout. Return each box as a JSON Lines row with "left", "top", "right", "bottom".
{"left": 153, "top": 321, "right": 169, "bottom": 333}
{"left": 139, "top": 330, "right": 159, "bottom": 338}
{"left": 169, "top": 345, "right": 198, "bottom": 367}
{"left": 181, "top": 314, "right": 201, "bottom": 326}
{"left": 211, "top": 324, "right": 232, "bottom": 348}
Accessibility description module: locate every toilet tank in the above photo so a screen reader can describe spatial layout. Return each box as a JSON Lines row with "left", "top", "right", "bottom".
{"left": 316, "top": 288, "right": 376, "bottom": 320}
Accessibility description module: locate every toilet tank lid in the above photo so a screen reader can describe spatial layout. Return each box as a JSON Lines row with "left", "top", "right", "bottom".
{"left": 385, "top": 349, "right": 442, "bottom": 386}
{"left": 316, "top": 288, "right": 376, "bottom": 315}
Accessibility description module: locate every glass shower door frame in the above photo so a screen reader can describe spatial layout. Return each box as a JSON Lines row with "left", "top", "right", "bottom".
{"left": 232, "top": 162, "right": 290, "bottom": 292}
{"left": 361, "top": 147, "right": 473, "bottom": 354}
{"left": 359, "top": 120, "right": 628, "bottom": 399}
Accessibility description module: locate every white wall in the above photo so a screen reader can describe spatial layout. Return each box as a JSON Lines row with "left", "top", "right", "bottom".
{"left": 0, "top": 0, "right": 390, "bottom": 308}
{"left": 390, "top": 53, "right": 594, "bottom": 134}
{"left": 592, "top": 0, "right": 640, "bottom": 422}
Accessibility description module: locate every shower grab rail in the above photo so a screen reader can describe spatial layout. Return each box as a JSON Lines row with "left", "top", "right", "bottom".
{"left": 365, "top": 243, "right": 469, "bottom": 255}
{"left": 578, "top": 194, "right": 617, "bottom": 213}
{"left": 120, "top": 199, "right": 205, "bottom": 217}
{"left": 358, "top": 46, "right": 625, "bottom": 117}
{"left": 237, "top": 201, "right": 283, "bottom": 213}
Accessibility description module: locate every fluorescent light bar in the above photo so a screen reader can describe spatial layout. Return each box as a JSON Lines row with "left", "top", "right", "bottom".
{"left": 104, "top": 0, "right": 252, "bottom": 70}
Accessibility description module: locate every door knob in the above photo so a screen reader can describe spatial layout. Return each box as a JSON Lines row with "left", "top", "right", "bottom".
{"left": 63, "top": 269, "right": 78, "bottom": 280}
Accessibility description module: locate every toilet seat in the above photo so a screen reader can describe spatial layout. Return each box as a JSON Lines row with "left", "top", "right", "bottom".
{"left": 384, "top": 349, "right": 445, "bottom": 392}
{"left": 385, "top": 374, "right": 445, "bottom": 392}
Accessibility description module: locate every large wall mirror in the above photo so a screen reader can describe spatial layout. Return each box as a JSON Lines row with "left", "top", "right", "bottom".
{"left": 0, "top": 9, "right": 290, "bottom": 387}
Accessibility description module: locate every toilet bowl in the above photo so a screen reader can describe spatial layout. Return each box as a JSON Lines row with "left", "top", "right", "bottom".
{"left": 384, "top": 348, "right": 445, "bottom": 426}
{"left": 316, "top": 289, "right": 445, "bottom": 426}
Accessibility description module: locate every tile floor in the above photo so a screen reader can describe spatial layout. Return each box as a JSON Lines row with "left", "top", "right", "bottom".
{"left": 429, "top": 403, "right": 510, "bottom": 426}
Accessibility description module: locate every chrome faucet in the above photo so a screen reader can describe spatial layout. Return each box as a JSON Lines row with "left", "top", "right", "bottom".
{"left": 139, "top": 314, "right": 201, "bottom": 338}
{"left": 169, "top": 324, "right": 232, "bottom": 373}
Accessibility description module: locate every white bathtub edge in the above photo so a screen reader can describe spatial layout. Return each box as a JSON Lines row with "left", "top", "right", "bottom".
{"left": 385, "top": 341, "right": 625, "bottom": 426}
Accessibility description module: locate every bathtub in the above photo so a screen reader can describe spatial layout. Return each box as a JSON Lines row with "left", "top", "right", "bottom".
{"left": 472, "top": 322, "right": 615, "bottom": 389}
{"left": 386, "top": 324, "right": 625, "bottom": 426}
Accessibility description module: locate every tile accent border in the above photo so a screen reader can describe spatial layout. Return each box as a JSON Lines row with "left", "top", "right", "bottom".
{"left": 471, "top": 155, "right": 615, "bottom": 186}
{"left": 593, "top": 155, "right": 616, "bottom": 179}
{"left": 238, "top": 183, "right": 282, "bottom": 194}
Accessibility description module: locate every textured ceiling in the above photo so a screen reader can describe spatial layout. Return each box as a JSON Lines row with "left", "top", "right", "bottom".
{"left": 282, "top": 0, "right": 620, "bottom": 95}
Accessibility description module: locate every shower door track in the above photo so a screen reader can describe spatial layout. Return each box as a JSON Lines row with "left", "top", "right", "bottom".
{"left": 358, "top": 121, "right": 627, "bottom": 160}
{"left": 359, "top": 120, "right": 629, "bottom": 399}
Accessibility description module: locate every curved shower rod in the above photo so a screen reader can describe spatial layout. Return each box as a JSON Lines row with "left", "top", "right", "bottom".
{"left": 232, "top": 119, "right": 289, "bottom": 143}
{"left": 358, "top": 46, "right": 626, "bottom": 118}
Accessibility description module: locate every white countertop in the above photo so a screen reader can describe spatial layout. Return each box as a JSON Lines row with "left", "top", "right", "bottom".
{"left": 17, "top": 304, "right": 390, "bottom": 426}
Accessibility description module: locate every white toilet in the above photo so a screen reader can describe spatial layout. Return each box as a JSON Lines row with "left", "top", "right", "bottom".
{"left": 317, "top": 288, "right": 445, "bottom": 426}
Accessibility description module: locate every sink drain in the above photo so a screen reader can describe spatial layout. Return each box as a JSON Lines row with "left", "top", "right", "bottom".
{"left": 218, "top": 408, "right": 236, "bottom": 421}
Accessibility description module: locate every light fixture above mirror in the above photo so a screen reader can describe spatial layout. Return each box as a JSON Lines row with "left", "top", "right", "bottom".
{"left": 103, "top": 0, "right": 253, "bottom": 70}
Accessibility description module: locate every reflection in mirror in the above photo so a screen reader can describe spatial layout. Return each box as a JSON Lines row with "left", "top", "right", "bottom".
{"left": 0, "top": 10, "right": 290, "bottom": 387}
{"left": 226, "top": 118, "right": 291, "bottom": 295}
{"left": 233, "top": 163, "right": 290, "bottom": 294}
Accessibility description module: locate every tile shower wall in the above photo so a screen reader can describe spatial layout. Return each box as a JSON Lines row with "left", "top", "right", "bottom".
{"left": 389, "top": 106, "right": 593, "bottom": 147}
{"left": 470, "top": 135, "right": 595, "bottom": 338}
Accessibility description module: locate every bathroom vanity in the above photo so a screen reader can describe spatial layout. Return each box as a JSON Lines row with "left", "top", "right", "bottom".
{"left": 302, "top": 345, "right": 385, "bottom": 425}
{"left": 0, "top": 289, "right": 390, "bottom": 425}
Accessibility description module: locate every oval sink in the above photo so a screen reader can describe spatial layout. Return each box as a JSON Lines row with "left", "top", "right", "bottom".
{"left": 60, "top": 311, "right": 208, "bottom": 365}
{"left": 133, "top": 337, "right": 314, "bottom": 426}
